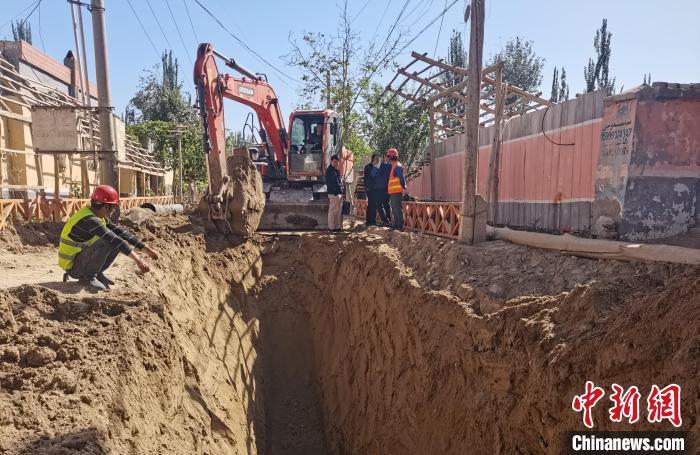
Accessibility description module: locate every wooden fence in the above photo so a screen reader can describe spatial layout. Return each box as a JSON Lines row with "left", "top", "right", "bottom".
{"left": 355, "top": 199, "right": 462, "bottom": 239}
{"left": 0, "top": 196, "right": 175, "bottom": 230}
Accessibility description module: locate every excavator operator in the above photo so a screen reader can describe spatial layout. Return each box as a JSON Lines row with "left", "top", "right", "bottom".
{"left": 57, "top": 185, "right": 159, "bottom": 291}
{"left": 306, "top": 123, "right": 324, "bottom": 151}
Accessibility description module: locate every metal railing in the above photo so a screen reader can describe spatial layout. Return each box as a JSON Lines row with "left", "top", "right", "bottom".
{"left": 0, "top": 196, "right": 176, "bottom": 230}
{"left": 356, "top": 199, "right": 462, "bottom": 239}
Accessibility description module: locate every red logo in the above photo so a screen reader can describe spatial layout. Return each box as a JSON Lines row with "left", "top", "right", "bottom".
{"left": 572, "top": 381, "right": 606, "bottom": 429}
{"left": 608, "top": 384, "right": 641, "bottom": 424}
{"left": 647, "top": 384, "right": 682, "bottom": 428}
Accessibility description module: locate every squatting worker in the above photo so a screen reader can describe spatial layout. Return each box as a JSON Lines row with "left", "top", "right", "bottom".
{"left": 386, "top": 148, "right": 406, "bottom": 230}
{"left": 363, "top": 154, "right": 386, "bottom": 226}
{"left": 326, "top": 154, "right": 344, "bottom": 232}
{"left": 58, "top": 185, "right": 159, "bottom": 291}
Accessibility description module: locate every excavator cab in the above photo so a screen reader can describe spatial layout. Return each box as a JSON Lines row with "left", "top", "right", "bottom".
{"left": 287, "top": 110, "right": 342, "bottom": 183}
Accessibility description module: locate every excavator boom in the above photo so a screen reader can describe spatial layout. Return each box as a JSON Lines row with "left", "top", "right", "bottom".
{"left": 194, "top": 43, "right": 339, "bottom": 231}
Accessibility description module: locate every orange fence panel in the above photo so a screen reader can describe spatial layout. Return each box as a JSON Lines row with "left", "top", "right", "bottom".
{"left": 355, "top": 199, "right": 462, "bottom": 239}
{"left": 0, "top": 196, "right": 176, "bottom": 230}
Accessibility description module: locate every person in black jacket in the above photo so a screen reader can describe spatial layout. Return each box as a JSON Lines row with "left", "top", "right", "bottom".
{"left": 363, "top": 154, "right": 388, "bottom": 226}
{"left": 325, "top": 154, "right": 344, "bottom": 231}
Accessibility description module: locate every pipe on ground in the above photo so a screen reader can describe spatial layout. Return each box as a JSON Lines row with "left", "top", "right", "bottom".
{"left": 493, "top": 227, "right": 700, "bottom": 265}
{"left": 141, "top": 203, "right": 184, "bottom": 215}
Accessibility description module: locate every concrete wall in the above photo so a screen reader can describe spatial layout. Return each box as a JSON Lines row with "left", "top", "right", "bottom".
{"left": 408, "top": 84, "right": 700, "bottom": 240}
{"left": 593, "top": 84, "right": 700, "bottom": 240}
{"left": 409, "top": 91, "right": 605, "bottom": 233}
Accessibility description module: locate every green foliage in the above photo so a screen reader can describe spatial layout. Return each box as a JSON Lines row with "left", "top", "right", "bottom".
{"left": 550, "top": 67, "right": 570, "bottom": 103}
{"left": 441, "top": 30, "right": 467, "bottom": 130}
{"left": 125, "top": 50, "right": 195, "bottom": 124}
{"left": 489, "top": 37, "right": 544, "bottom": 94}
{"left": 362, "top": 85, "right": 429, "bottom": 178}
{"left": 285, "top": 0, "right": 407, "bottom": 147}
{"left": 550, "top": 67, "right": 559, "bottom": 102}
{"left": 126, "top": 120, "right": 206, "bottom": 184}
{"left": 559, "top": 68, "right": 570, "bottom": 101}
{"left": 12, "top": 20, "right": 31, "bottom": 44}
{"left": 584, "top": 19, "right": 615, "bottom": 94}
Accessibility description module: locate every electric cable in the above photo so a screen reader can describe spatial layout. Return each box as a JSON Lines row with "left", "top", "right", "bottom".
{"left": 192, "top": 0, "right": 299, "bottom": 84}
{"left": 125, "top": 0, "right": 160, "bottom": 57}
{"left": 144, "top": 0, "right": 174, "bottom": 50}
{"left": 164, "top": 0, "right": 193, "bottom": 65}
{"left": 182, "top": 0, "right": 200, "bottom": 44}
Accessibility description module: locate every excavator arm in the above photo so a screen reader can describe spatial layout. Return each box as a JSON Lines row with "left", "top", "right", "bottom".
{"left": 193, "top": 43, "right": 288, "bottom": 202}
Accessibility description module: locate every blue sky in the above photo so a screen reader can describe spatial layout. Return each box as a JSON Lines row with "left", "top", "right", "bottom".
{"left": 2, "top": 0, "right": 699, "bottom": 132}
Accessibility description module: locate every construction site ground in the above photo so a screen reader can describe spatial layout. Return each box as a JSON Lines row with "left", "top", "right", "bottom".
{"left": 0, "top": 214, "right": 698, "bottom": 454}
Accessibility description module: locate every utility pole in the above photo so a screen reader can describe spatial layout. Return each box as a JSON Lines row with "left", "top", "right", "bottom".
{"left": 326, "top": 70, "right": 332, "bottom": 109}
{"left": 90, "top": 0, "right": 117, "bottom": 189}
{"left": 458, "top": 0, "right": 485, "bottom": 244}
{"left": 177, "top": 131, "right": 183, "bottom": 201}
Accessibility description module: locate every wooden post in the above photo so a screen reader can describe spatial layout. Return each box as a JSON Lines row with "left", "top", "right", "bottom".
{"left": 487, "top": 64, "right": 504, "bottom": 227}
{"left": 458, "top": 0, "right": 485, "bottom": 244}
{"left": 53, "top": 155, "right": 61, "bottom": 220}
{"left": 177, "top": 131, "right": 183, "bottom": 201}
{"left": 428, "top": 106, "right": 437, "bottom": 200}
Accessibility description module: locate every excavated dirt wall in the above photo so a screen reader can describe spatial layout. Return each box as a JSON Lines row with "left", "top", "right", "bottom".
{"left": 1, "top": 217, "right": 699, "bottom": 454}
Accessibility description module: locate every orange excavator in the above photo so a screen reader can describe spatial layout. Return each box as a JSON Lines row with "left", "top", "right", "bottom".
{"left": 194, "top": 43, "right": 347, "bottom": 231}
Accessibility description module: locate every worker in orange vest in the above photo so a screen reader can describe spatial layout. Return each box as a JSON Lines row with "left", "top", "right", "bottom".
{"left": 386, "top": 148, "right": 406, "bottom": 230}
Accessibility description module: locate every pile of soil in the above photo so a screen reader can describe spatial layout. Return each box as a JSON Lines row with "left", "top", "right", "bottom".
{"left": 226, "top": 147, "right": 265, "bottom": 237}
{"left": 0, "top": 216, "right": 697, "bottom": 454}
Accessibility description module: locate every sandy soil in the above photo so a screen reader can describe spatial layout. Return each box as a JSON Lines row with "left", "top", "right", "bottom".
{"left": 0, "top": 216, "right": 698, "bottom": 454}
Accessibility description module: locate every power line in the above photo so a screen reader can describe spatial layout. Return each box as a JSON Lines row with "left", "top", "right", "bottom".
{"left": 351, "top": 0, "right": 372, "bottom": 23}
{"left": 37, "top": 0, "right": 47, "bottom": 52}
{"left": 191, "top": 0, "right": 299, "bottom": 84}
{"left": 0, "top": 0, "right": 40, "bottom": 34}
{"left": 182, "top": 0, "right": 200, "bottom": 44}
{"left": 144, "top": 0, "right": 174, "bottom": 51}
{"left": 24, "top": 0, "right": 42, "bottom": 22}
{"left": 433, "top": 0, "right": 448, "bottom": 56}
{"left": 370, "top": 0, "right": 393, "bottom": 43}
{"left": 125, "top": 0, "right": 160, "bottom": 57}
{"left": 164, "top": 0, "right": 193, "bottom": 65}
{"left": 399, "top": 0, "right": 460, "bottom": 54}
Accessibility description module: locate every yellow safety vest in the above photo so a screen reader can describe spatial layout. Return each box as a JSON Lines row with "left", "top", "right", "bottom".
{"left": 57, "top": 206, "right": 106, "bottom": 270}
{"left": 388, "top": 162, "right": 404, "bottom": 195}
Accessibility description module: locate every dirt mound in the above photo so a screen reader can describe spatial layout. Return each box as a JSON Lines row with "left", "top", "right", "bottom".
{"left": 226, "top": 147, "right": 265, "bottom": 237}
{"left": 0, "top": 222, "right": 60, "bottom": 252}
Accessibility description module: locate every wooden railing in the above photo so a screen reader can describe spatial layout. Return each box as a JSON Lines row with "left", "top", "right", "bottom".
{"left": 0, "top": 196, "right": 176, "bottom": 230}
{"left": 355, "top": 199, "right": 462, "bottom": 239}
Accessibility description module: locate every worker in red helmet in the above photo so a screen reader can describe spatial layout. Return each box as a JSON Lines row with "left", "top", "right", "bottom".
{"left": 57, "top": 185, "right": 158, "bottom": 291}
{"left": 385, "top": 148, "right": 406, "bottom": 230}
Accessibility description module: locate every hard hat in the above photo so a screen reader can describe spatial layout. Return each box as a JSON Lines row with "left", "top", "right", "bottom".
{"left": 387, "top": 148, "right": 399, "bottom": 158}
{"left": 91, "top": 185, "right": 119, "bottom": 205}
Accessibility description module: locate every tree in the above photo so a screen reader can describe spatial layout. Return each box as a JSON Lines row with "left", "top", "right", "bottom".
{"left": 550, "top": 67, "right": 559, "bottom": 102}
{"left": 285, "top": 0, "right": 408, "bottom": 163}
{"left": 489, "top": 37, "right": 545, "bottom": 94}
{"left": 441, "top": 30, "right": 467, "bottom": 130}
{"left": 642, "top": 73, "right": 652, "bottom": 86}
{"left": 126, "top": 52, "right": 206, "bottom": 186}
{"left": 125, "top": 50, "right": 195, "bottom": 124}
{"left": 11, "top": 20, "right": 32, "bottom": 44}
{"left": 126, "top": 120, "right": 207, "bottom": 185}
{"left": 362, "top": 85, "right": 429, "bottom": 178}
{"left": 584, "top": 19, "right": 615, "bottom": 94}
{"left": 559, "top": 68, "right": 569, "bottom": 101}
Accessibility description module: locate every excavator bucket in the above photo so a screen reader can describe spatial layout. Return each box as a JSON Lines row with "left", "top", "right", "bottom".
{"left": 259, "top": 187, "right": 329, "bottom": 230}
